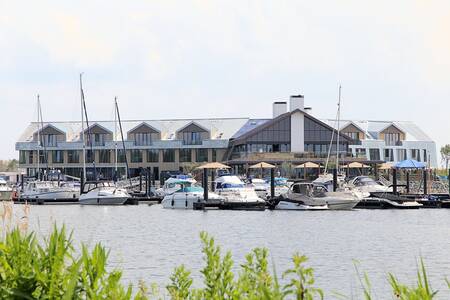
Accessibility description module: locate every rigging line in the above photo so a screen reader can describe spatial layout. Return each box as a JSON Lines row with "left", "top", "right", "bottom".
{"left": 38, "top": 98, "right": 50, "bottom": 175}
{"left": 81, "top": 79, "right": 97, "bottom": 181}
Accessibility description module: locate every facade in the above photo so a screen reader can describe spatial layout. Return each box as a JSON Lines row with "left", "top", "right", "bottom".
{"left": 16, "top": 95, "right": 438, "bottom": 180}
{"left": 321, "top": 119, "right": 438, "bottom": 168}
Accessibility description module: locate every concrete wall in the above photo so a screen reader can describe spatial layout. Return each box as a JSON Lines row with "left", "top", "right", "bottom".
{"left": 290, "top": 111, "right": 304, "bottom": 152}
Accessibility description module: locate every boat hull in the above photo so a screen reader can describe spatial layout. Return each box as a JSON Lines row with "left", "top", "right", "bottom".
{"left": 79, "top": 196, "right": 128, "bottom": 205}
{"left": 21, "top": 190, "right": 79, "bottom": 201}
{"left": 274, "top": 201, "right": 328, "bottom": 210}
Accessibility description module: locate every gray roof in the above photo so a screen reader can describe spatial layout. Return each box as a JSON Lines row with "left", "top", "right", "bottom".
{"left": 18, "top": 118, "right": 249, "bottom": 142}
{"left": 231, "top": 119, "right": 271, "bottom": 139}
{"left": 320, "top": 119, "right": 433, "bottom": 142}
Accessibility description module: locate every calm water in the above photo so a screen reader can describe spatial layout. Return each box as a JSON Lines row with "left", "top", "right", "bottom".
{"left": 19, "top": 204, "right": 450, "bottom": 298}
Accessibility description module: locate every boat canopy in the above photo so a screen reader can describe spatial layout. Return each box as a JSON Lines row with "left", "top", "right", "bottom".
{"left": 394, "top": 159, "right": 426, "bottom": 169}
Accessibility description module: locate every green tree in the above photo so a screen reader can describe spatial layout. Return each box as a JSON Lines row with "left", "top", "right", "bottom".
{"left": 441, "top": 145, "right": 450, "bottom": 170}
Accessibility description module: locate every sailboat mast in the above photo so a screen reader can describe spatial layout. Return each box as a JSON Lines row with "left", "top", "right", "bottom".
{"left": 114, "top": 99, "right": 118, "bottom": 174}
{"left": 38, "top": 98, "right": 49, "bottom": 176}
{"left": 36, "top": 95, "right": 40, "bottom": 180}
{"left": 115, "top": 97, "right": 131, "bottom": 186}
{"left": 80, "top": 73, "right": 87, "bottom": 182}
{"left": 336, "top": 85, "right": 342, "bottom": 174}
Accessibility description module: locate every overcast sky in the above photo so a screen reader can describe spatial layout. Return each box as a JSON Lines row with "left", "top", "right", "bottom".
{"left": 0, "top": 1, "right": 448, "bottom": 161}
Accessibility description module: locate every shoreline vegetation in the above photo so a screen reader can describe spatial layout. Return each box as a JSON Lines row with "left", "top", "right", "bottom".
{"left": 0, "top": 201, "right": 448, "bottom": 299}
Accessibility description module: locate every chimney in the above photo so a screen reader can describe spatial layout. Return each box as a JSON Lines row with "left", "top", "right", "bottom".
{"left": 289, "top": 95, "right": 304, "bottom": 112}
{"left": 272, "top": 101, "right": 288, "bottom": 118}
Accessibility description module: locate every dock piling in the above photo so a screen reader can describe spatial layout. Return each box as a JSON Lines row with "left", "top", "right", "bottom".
{"left": 270, "top": 168, "right": 275, "bottom": 199}
{"left": 423, "top": 169, "right": 428, "bottom": 195}
{"left": 406, "top": 171, "right": 410, "bottom": 194}
{"left": 211, "top": 170, "right": 215, "bottom": 192}
{"left": 203, "top": 169, "right": 209, "bottom": 201}
{"left": 392, "top": 168, "right": 397, "bottom": 195}
{"left": 332, "top": 169, "right": 337, "bottom": 192}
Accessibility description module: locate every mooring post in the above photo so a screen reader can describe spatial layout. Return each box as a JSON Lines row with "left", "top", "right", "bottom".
{"left": 57, "top": 172, "right": 61, "bottom": 186}
{"left": 139, "top": 169, "right": 142, "bottom": 192}
{"left": 211, "top": 169, "right": 215, "bottom": 192}
{"left": 392, "top": 168, "right": 397, "bottom": 195}
{"left": 374, "top": 165, "right": 379, "bottom": 181}
{"left": 80, "top": 171, "right": 84, "bottom": 195}
{"left": 423, "top": 169, "right": 428, "bottom": 195}
{"left": 20, "top": 174, "right": 24, "bottom": 190}
{"left": 146, "top": 167, "right": 151, "bottom": 196}
{"left": 203, "top": 169, "right": 208, "bottom": 201}
{"left": 333, "top": 168, "right": 338, "bottom": 192}
{"left": 406, "top": 171, "right": 410, "bottom": 194}
{"left": 270, "top": 168, "right": 275, "bottom": 199}
{"left": 448, "top": 169, "right": 450, "bottom": 196}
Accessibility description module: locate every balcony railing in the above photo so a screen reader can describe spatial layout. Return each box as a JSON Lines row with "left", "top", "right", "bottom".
{"left": 385, "top": 140, "right": 403, "bottom": 146}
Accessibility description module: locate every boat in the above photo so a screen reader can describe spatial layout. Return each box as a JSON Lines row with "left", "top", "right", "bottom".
{"left": 156, "top": 175, "right": 197, "bottom": 197}
{"left": 214, "top": 175, "right": 266, "bottom": 206}
{"left": 248, "top": 178, "right": 269, "bottom": 199}
{"left": 161, "top": 179, "right": 221, "bottom": 209}
{"left": 347, "top": 176, "right": 392, "bottom": 195}
{"left": 78, "top": 77, "right": 130, "bottom": 205}
{"left": 21, "top": 180, "right": 79, "bottom": 201}
{"left": 263, "top": 177, "right": 290, "bottom": 199}
{"left": 0, "top": 179, "right": 13, "bottom": 201}
{"left": 279, "top": 182, "right": 360, "bottom": 210}
{"left": 79, "top": 181, "right": 129, "bottom": 205}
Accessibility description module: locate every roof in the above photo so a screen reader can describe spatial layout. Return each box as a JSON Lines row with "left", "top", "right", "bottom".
{"left": 231, "top": 119, "right": 270, "bottom": 139}
{"left": 320, "top": 119, "right": 433, "bottom": 142}
{"left": 17, "top": 118, "right": 249, "bottom": 142}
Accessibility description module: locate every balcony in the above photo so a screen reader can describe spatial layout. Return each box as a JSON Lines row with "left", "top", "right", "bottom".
{"left": 385, "top": 140, "right": 403, "bottom": 146}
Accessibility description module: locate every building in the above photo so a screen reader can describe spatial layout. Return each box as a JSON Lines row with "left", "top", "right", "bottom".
{"left": 16, "top": 95, "right": 438, "bottom": 180}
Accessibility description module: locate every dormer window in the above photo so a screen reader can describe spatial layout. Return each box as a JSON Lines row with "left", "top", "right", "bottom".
{"left": 135, "top": 133, "right": 152, "bottom": 146}
{"left": 40, "top": 134, "right": 57, "bottom": 147}
{"left": 344, "top": 132, "right": 359, "bottom": 140}
{"left": 384, "top": 133, "right": 401, "bottom": 146}
{"left": 87, "top": 133, "right": 105, "bottom": 146}
{"left": 183, "top": 132, "right": 202, "bottom": 145}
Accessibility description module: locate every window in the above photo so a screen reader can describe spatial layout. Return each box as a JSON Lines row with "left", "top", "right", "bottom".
{"left": 29, "top": 151, "right": 34, "bottom": 164}
{"left": 411, "top": 149, "right": 421, "bottom": 161}
{"left": 384, "top": 149, "right": 394, "bottom": 162}
{"left": 397, "top": 149, "right": 407, "bottom": 161}
{"left": 52, "top": 151, "right": 64, "bottom": 163}
{"left": 135, "top": 133, "right": 152, "bottom": 146}
{"left": 19, "top": 151, "right": 26, "bottom": 164}
{"left": 369, "top": 149, "right": 380, "bottom": 161}
{"left": 87, "top": 133, "right": 105, "bottom": 146}
{"left": 179, "top": 149, "right": 192, "bottom": 162}
{"left": 39, "top": 151, "right": 47, "bottom": 164}
{"left": 183, "top": 132, "right": 202, "bottom": 145}
{"left": 345, "top": 132, "right": 359, "bottom": 140}
{"left": 117, "top": 149, "right": 127, "bottom": 163}
{"left": 195, "top": 149, "right": 208, "bottom": 162}
{"left": 85, "top": 150, "right": 94, "bottom": 163}
{"left": 99, "top": 150, "right": 111, "bottom": 163}
{"left": 130, "top": 150, "right": 143, "bottom": 163}
{"left": 384, "top": 133, "right": 400, "bottom": 146}
{"left": 163, "top": 149, "right": 175, "bottom": 162}
{"left": 67, "top": 150, "right": 79, "bottom": 163}
{"left": 147, "top": 149, "right": 159, "bottom": 163}
{"left": 40, "top": 134, "right": 57, "bottom": 147}
{"left": 212, "top": 149, "right": 217, "bottom": 162}
{"left": 355, "top": 148, "right": 367, "bottom": 158}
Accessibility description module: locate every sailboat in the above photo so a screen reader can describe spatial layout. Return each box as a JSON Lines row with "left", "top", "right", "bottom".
{"left": 78, "top": 75, "right": 130, "bottom": 205}
{"left": 21, "top": 96, "right": 80, "bottom": 201}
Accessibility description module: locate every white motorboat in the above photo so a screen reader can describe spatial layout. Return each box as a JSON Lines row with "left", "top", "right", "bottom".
{"left": 79, "top": 181, "right": 130, "bottom": 205}
{"left": 347, "top": 176, "right": 392, "bottom": 195}
{"left": 265, "top": 177, "right": 290, "bottom": 199}
{"left": 156, "top": 176, "right": 197, "bottom": 198}
{"left": 21, "top": 180, "right": 79, "bottom": 201}
{"left": 281, "top": 182, "right": 360, "bottom": 210}
{"left": 249, "top": 178, "right": 269, "bottom": 199}
{"left": 270, "top": 198, "right": 329, "bottom": 211}
{"left": 0, "top": 179, "right": 13, "bottom": 201}
{"left": 161, "top": 179, "right": 221, "bottom": 209}
{"left": 214, "top": 175, "right": 266, "bottom": 204}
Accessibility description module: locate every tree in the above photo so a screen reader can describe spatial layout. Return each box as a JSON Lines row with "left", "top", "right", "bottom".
{"left": 441, "top": 145, "right": 450, "bottom": 170}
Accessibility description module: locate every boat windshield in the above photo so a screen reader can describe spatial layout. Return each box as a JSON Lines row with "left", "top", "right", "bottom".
{"left": 176, "top": 186, "right": 203, "bottom": 193}
{"left": 217, "top": 183, "right": 245, "bottom": 189}
{"left": 354, "top": 177, "right": 378, "bottom": 186}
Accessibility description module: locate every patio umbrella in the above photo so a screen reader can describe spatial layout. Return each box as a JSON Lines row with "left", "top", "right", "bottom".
{"left": 295, "top": 162, "right": 321, "bottom": 179}
{"left": 249, "top": 162, "right": 275, "bottom": 178}
{"left": 196, "top": 162, "right": 231, "bottom": 169}
{"left": 343, "top": 162, "right": 370, "bottom": 169}
{"left": 378, "top": 162, "right": 394, "bottom": 170}
{"left": 394, "top": 159, "right": 426, "bottom": 169}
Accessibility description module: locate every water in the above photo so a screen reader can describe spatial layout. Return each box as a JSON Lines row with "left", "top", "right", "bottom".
{"left": 20, "top": 204, "right": 450, "bottom": 298}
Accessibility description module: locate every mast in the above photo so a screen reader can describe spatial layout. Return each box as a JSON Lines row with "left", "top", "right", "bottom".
{"left": 36, "top": 95, "right": 40, "bottom": 180}
{"left": 115, "top": 97, "right": 131, "bottom": 186}
{"left": 80, "top": 73, "right": 87, "bottom": 182}
{"left": 80, "top": 74, "right": 96, "bottom": 181}
{"left": 336, "top": 85, "right": 342, "bottom": 174}
{"left": 114, "top": 99, "right": 118, "bottom": 175}
{"left": 38, "top": 98, "right": 49, "bottom": 176}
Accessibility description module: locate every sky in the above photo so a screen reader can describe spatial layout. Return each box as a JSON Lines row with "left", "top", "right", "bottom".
{"left": 0, "top": 0, "right": 449, "bottom": 163}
